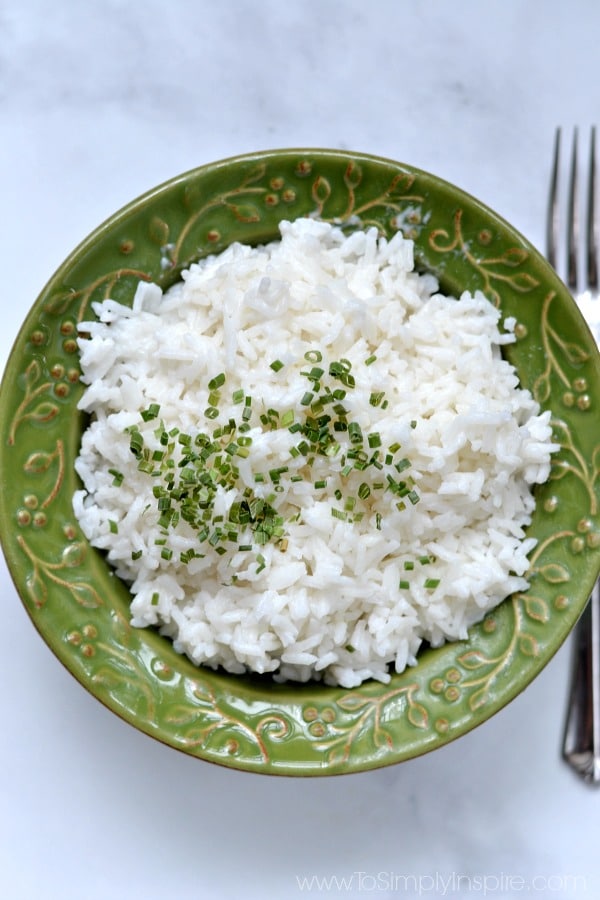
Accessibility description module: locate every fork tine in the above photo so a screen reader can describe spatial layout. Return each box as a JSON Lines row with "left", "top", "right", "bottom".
{"left": 567, "top": 128, "right": 579, "bottom": 290}
{"left": 587, "top": 126, "right": 598, "bottom": 289}
{"left": 547, "top": 127, "right": 561, "bottom": 270}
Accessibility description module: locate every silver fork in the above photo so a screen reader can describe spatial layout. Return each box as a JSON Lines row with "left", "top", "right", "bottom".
{"left": 548, "top": 127, "right": 600, "bottom": 785}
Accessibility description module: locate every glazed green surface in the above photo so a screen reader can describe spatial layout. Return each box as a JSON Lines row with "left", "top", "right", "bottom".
{"left": 2, "top": 149, "right": 600, "bottom": 774}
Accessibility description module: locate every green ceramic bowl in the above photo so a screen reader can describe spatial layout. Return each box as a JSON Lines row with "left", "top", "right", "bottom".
{"left": 2, "top": 149, "right": 600, "bottom": 775}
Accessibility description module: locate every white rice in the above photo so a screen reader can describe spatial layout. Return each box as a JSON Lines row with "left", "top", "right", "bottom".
{"left": 73, "top": 218, "right": 557, "bottom": 688}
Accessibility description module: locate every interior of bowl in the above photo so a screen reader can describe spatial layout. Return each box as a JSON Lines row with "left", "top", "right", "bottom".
{"left": 2, "top": 148, "right": 600, "bottom": 775}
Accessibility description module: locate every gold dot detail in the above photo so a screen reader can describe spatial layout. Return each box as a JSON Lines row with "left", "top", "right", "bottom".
{"left": 303, "top": 706, "right": 318, "bottom": 722}
{"left": 514, "top": 323, "right": 528, "bottom": 339}
{"left": 295, "top": 160, "right": 312, "bottom": 177}
{"left": 577, "top": 394, "right": 591, "bottom": 411}
{"left": 30, "top": 330, "right": 47, "bottom": 346}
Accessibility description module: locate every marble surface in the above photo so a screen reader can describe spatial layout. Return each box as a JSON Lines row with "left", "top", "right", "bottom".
{"left": 2, "top": 1, "right": 600, "bottom": 898}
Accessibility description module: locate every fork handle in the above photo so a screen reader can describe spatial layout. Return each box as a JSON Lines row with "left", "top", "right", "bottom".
{"left": 562, "top": 579, "right": 600, "bottom": 784}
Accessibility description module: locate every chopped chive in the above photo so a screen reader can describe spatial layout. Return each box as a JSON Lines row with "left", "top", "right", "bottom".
{"left": 345, "top": 643, "right": 356, "bottom": 653}
{"left": 358, "top": 482, "right": 371, "bottom": 500}
{"left": 232, "top": 388, "right": 244, "bottom": 404}
{"left": 205, "top": 406, "right": 219, "bottom": 419}
{"left": 151, "top": 592, "right": 159, "bottom": 606}
{"left": 403, "top": 560, "right": 414, "bottom": 571}
{"left": 141, "top": 403, "right": 160, "bottom": 422}
{"left": 108, "top": 519, "right": 118, "bottom": 534}
{"left": 367, "top": 432, "right": 382, "bottom": 449}
{"left": 407, "top": 489, "right": 420, "bottom": 505}
{"left": 365, "top": 354, "right": 377, "bottom": 366}
{"left": 304, "top": 349, "right": 323, "bottom": 363}
{"left": 131, "top": 549, "right": 143, "bottom": 561}
{"left": 208, "top": 373, "right": 226, "bottom": 390}
{"left": 270, "top": 359, "right": 284, "bottom": 372}
{"left": 348, "top": 422, "right": 363, "bottom": 444}
{"left": 314, "top": 479, "right": 327, "bottom": 489}
{"left": 424, "top": 578, "right": 440, "bottom": 589}
{"left": 399, "top": 580, "right": 410, "bottom": 590}
{"left": 108, "top": 468, "right": 124, "bottom": 486}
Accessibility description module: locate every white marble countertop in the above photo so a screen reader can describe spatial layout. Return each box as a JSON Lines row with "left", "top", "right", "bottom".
{"left": 2, "top": 1, "right": 600, "bottom": 898}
